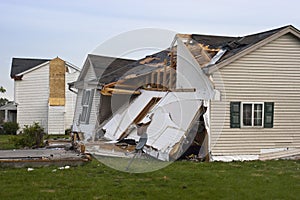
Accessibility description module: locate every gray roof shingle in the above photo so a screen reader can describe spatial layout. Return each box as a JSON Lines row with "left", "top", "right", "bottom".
{"left": 10, "top": 58, "right": 50, "bottom": 78}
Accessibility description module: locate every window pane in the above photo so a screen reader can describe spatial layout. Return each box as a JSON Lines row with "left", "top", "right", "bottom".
{"left": 254, "top": 104, "right": 263, "bottom": 126}
{"left": 243, "top": 104, "right": 252, "bottom": 126}
{"left": 233, "top": 104, "right": 239, "bottom": 112}
{"left": 81, "top": 107, "right": 88, "bottom": 122}
{"left": 83, "top": 91, "right": 90, "bottom": 105}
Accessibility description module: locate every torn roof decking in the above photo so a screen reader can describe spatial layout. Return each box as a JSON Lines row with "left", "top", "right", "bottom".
{"left": 182, "top": 25, "right": 290, "bottom": 66}
{"left": 105, "top": 50, "right": 174, "bottom": 82}
{"left": 99, "top": 49, "right": 177, "bottom": 95}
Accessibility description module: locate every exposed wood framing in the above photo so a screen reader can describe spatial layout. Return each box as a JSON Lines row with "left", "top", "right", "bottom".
{"left": 101, "top": 87, "right": 141, "bottom": 96}
{"left": 163, "top": 59, "right": 167, "bottom": 90}
{"left": 156, "top": 71, "right": 160, "bottom": 89}
{"left": 169, "top": 68, "right": 174, "bottom": 89}
{"left": 151, "top": 71, "right": 155, "bottom": 87}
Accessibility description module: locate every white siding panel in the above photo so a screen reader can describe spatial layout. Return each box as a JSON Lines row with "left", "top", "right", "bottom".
{"left": 84, "top": 65, "right": 96, "bottom": 82}
{"left": 15, "top": 64, "right": 49, "bottom": 132}
{"left": 72, "top": 65, "right": 99, "bottom": 140}
{"left": 211, "top": 33, "right": 300, "bottom": 156}
{"left": 73, "top": 89, "right": 83, "bottom": 126}
{"left": 48, "top": 106, "right": 65, "bottom": 134}
{"left": 64, "top": 70, "right": 80, "bottom": 130}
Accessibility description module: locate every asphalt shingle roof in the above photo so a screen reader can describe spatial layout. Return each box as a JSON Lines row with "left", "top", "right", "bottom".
{"left": 10, "top": 58, "right": 50, "bottom": 78}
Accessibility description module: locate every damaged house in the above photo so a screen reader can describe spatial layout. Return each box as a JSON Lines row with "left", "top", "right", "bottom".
{"left": 70, "top": 54, "right": 135, "bottom": 140}
{"left": 10, "top": 57, "right": 80, "bottom": 134}
{"left": 78, "top": 25, "right": 300, "bottom": 162}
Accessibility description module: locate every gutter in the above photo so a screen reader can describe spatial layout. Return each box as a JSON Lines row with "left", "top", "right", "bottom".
{"left": 68, "top": 82, "right": 78, "bottom": 94}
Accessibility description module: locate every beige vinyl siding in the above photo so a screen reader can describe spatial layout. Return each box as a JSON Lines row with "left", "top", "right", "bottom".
{"left": 15, "top": 64, "right": 50, "bottom": 132}
{"left": 210, "top": 33, "right": 300, "bottom": 155}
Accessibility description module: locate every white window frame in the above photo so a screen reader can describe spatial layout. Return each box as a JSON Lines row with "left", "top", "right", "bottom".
{"left": 241, "top": 102, "right": 264, "bottom": 128}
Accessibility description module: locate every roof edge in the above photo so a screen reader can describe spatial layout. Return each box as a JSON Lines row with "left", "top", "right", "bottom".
{"left": 208, "top": 25, "right": 300, "bottom": 74}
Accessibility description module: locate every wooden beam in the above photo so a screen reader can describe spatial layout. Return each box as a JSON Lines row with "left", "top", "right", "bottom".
{"left": 163, "top": 59, "right": 167, "bottom": 90}
{"left": 156, "top": 71, "right": 160, "bottom": 89}
{"left": 151, "top": 72, "right": 155, "bottom": 87}
{"left": 169, "top": 69, "right": 173, "bottom": 89}
{"left": 102, "top": 88, "right": 141, "bottom": 95}
{"left": 172, "top": 88, "right": 196, "bottom": 92}
{"left": 199, "top": 44, "right": 212, "bottom": 62}
{"left": 145, "top": 75, "right": 149, "bottom": 87}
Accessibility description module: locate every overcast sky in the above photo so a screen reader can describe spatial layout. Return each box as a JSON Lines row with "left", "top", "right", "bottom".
{"left": 0, "top": 0, "right": 299, "bottom": 100}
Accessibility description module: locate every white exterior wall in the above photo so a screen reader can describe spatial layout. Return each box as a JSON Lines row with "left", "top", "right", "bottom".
{"left": 210, "top": 33, "right": 300, "bottom": 157}
{"left": 73, "top": 64, "right": 100, "bottom": 140}
{"left": 64, "top": 68, "right": 80, "bottom": 130}
{"left": 15, "top": 63, "right": 50, "bottom": 132}
{"left": 47, "top": 67, "right": 79, "bottom": 134}
{"left": 48, "top": 106, "right": 65, "bottom": 134}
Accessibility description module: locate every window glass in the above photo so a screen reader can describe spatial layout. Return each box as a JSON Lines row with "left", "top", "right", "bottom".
{"left": 254, "top": 104, "right": 263, "bottom": 126}
{"left": 243, "top": 104, "right": 252, "bottom": 126}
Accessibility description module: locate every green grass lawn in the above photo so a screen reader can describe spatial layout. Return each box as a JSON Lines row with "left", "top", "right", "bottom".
{"left": 0, "top": 159, "right": 299, "bottom": 200}
{"left": 0, "top": 134, "right": 70, "bottom": 150}
{"left": 0, "top": 134, "right": 17, "bottom": 150}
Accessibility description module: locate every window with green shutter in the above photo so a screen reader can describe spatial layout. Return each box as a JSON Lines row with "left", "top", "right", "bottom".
{"left": 230, "top": 101, "right": 274, "bottom": 128}
{"left": 230, "top": 102, "right": 241, "bottom": 128}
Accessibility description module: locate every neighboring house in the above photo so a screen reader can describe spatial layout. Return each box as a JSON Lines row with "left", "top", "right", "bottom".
{"left": 0, "top": 101, "right": 17, "bottom": 123}
{"left": 10, "top": 57, "right": 80, "bottom": 134}
{"left": 70, "top": 54, "right": 135, "bottom": 140}
{"left": 91, "top": 25, "right": 300, "bottom": 162}
{"left": 182, "top": 25, "right": 300, "bottom": 161}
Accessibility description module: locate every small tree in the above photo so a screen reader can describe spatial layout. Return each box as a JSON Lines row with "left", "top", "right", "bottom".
{"left": 0, "top": 86, "right": 8, "bottom": 107}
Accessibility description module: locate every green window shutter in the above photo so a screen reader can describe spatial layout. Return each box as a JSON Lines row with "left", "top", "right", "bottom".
{"left": 230, "top": 102, "right": 241, "bottom": 128}
{"left": 264, "top": 102, "right": 274, "bottom": 128}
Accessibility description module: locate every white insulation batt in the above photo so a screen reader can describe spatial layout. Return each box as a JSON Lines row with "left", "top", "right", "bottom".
{"left": 103, "top": 90, "right": 203, "bottom": 161}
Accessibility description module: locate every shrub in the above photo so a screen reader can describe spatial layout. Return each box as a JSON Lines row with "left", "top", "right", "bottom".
{"left": 65, "top": 128, "right": 71, "bottom": 135}
{"left": 12, "top": 122, "right": 45, "bottom": 148}
{"left": 2, "top": 122, "right": 19, "bottom": 135}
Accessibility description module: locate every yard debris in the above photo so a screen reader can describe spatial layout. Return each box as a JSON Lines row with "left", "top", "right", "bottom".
{"left": 27, "top": 167, "right": 34, "bottom": 171}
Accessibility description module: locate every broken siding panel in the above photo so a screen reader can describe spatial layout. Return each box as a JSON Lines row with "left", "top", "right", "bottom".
{"left": 15, "top": 63, "right": 50, "bottom": 132}
{"left": 211, "top": 33, "right": 300, "bottom": 156}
